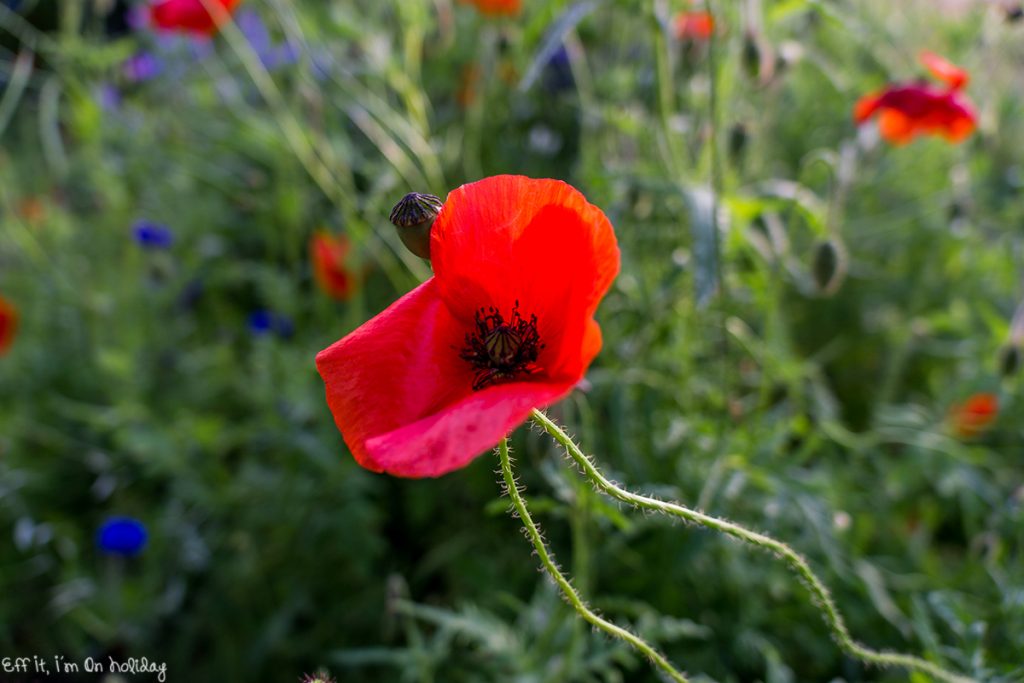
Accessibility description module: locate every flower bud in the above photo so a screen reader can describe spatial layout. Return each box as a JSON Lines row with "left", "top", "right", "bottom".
{"left": 811, "top": 238, "right": 847, "bottom": 296}
{"left": 742, "top": 32, "right": 761, "bottom": 80}
{"left": 948, "top": 199, "right": 966, "bottom": 222}
{"left": 999, "top": 343, "right": 1020, "bottom": 377}
{"left": 389, "top": 192, "right": 443, "bottom": 259}
{"left": 728, "top": 122, "right": 748, "bottom": 166}
{"left": 1005, "top": 4, "right": 1024, "bottom": 22}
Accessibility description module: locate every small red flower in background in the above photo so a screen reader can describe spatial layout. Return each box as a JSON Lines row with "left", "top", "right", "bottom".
{"left": 316, "top": 176, "right": 620, "bottom": 478}
{"left": 0, "top": 295, "right": 18, "bottom": 356}
{"left": 949, "top": 393, "right": 999, "bottom": 438}
{"left": 310, "top": 232, "right": 356, "bottom": 301}
{"left": 16, "top": 197, "right": 46, "bottom": 226}
{"left": 460, "top": 0, "right": 521, "bottom": 17}
{"left": 854, "top": 51, "right": 976, "bottom": 145}
{"left": 854, "top": 86, "right": 976, "bottom": 145}
{"left": 149, "top": 0, "right": 242, "bottom": 36}
{"left": 674, "top": 11, "right": 715, "bottom": 41}
{"left": 919, "top": 50, "right": 969, "bottom": 90}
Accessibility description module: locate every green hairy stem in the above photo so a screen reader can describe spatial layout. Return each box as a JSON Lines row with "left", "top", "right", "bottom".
{"left": 528, "top": 409, "right": 977, "bottom": 683}
{"left": 496, "top": 437, "right": 691, "bottom": 683}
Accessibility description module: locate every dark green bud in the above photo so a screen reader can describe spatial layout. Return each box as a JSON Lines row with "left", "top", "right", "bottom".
{"left": 811, "top": 238, "right": 847, "bottom": 296}
{"left": 741, "top": 31, "right": 776, "bottom": 85}
{"left": 1000, "top": 344, "right": 1020, "bottom": 377}
{"left": 742, "top": 32, "right": 761, "bottom": 80}
{"left": 728, "top": 122, "right": 748, "bottom": 166}
{"left": 389, "top": 192, "right": 443, "bottom": 259}
{"left": 948, "top": 199, "right": 966, "bottom": 222}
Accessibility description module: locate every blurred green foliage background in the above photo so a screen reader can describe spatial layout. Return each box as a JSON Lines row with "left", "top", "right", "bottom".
{"left": 0, "top": 0, "right": 1022, "bottom": 681}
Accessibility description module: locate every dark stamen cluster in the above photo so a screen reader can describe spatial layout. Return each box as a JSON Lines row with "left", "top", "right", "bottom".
{"left": 460, "top": 302, "right": 544, "bottom": 390}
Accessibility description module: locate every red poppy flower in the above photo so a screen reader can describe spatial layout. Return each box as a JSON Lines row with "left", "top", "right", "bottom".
{"left": 460, "top": 0, "right": 521, "bottom": 17}
{"left": 149, "top": 0, "right": 242, "bottom": 36}
{"left": 854, "top": 51, "right": 975, "bottom": 145}
{"left": 0, "top": 295, "right": 18, "bottom": 356}
{"left": 316, "top": 176, "right": 619, "bottom": 478}
{"left": 919, "top": 51, "right": 969, "bottom": 91}
{"left": 674, "top": 12, "right": 715, "bottom": 41}
{"left": 854, "top": 85, "right": 976, "bottom": 145}
{"left": 949, "top": 393, "right": 999, "bottom": 438}
{"left": 311, "top": 232, "right": 356, "bottom": 301}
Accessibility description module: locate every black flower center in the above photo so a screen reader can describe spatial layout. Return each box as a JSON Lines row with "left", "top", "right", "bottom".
{"left": 460, "top": 302, "right": 544, "bottom": 390}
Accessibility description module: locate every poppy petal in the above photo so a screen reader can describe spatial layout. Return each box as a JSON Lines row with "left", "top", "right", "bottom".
{"left": 951, "top": 393, "right": 999, "bottom": 438}
{"left": 0, "top": 295, "right": 17, "bottom": 355}
{"left": 150, "top": 0, "right": 240, "bottom": 35}
{"left": 853, "top": 93, "right": 882, "bottom": 123}
{"left": 461, "top": 0, "right": 521, "bottom": 16}
{"left": 878, "top": 109, "right": 915, "bottom": 144}
{"left": 366, "top": 381, "right": 573, "bottom": 477}
{"left": 431, "top": 176, "right": 620, "bottom": 381}
{"left": 919, "top": 51, "right": 969, "bottom": 90}
{"left": 316, "top": 278, "right": 472, "bottom": 473}
{"left": 674, "top": 12, "right": 715, "bottom": 41}
{"left": 942, "top": 114, "right": 975, "bottom": 142}
{"left": 316, "top": 277, "right": 576, "bottom": 477}
{"left": 311, "top": 232, "right": 355, "bottom": 300}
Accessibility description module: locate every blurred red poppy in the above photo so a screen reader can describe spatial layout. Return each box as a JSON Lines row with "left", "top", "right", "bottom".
{"left": 461, "top": 0, "right": 521, "bottom": 17}
{"left": 854, "top": 51, "right": 975, "bottom": 145}
{"left": 949, "top": 393, "right": 998, "bottom": 438}
{"left": 919, "top": 51, "right": 969, "bottom": 90}
{"left": 316, "top": 176, "right": 620, "bottom": 477}
{"left": 854, "top": 85, "right": 976, "bottom": 145}
{"left": 150, "top": 0, "right": 242, "bottom": 36}
{"left": 0, "top": 295, "right": 18, "bottom": 356}
{"left": 311, "top": 232, "right": 356, "bottom": 301}
{"left": 674, "top": 11, "right": 715, "bottom": 41}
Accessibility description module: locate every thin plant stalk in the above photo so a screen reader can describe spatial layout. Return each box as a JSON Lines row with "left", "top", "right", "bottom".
{"left": 496, "top": 437, "right": 691, "bottom": 683}
{"left": 530, "top": 409, "right": 977, "bottom": 683}
{"left": 196, "top": 0, "right": 426, "bottom": 287}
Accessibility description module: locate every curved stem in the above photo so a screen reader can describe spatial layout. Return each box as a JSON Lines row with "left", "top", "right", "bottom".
{"left": 530, "top": 410, "right": 977, "bottom": 683}
{"left": 496, "top": 437, "right": 690, "bottom": 683}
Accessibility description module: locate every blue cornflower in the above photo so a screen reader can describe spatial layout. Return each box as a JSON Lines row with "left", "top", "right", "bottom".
{"left": 543, "top": 44, "right": 575, "bottom": 93}
{"left": 97, "top": 517, "right": 148, "bottom": 557}
{"left": 122, "top": 52, "right": 163, "bottom": 83}
{"left": 132, "top": 221, "right": 174, "bottom": 249}
{"left": 237, "top": 9, "right": 299, "bottom": 70}
{"left": 248, "top": 310, "right": 294, "bottom": 338}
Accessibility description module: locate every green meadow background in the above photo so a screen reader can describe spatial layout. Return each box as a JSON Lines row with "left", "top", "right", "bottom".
{"left": 1, "top": 1, "right": 1022, "bottom": 681}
